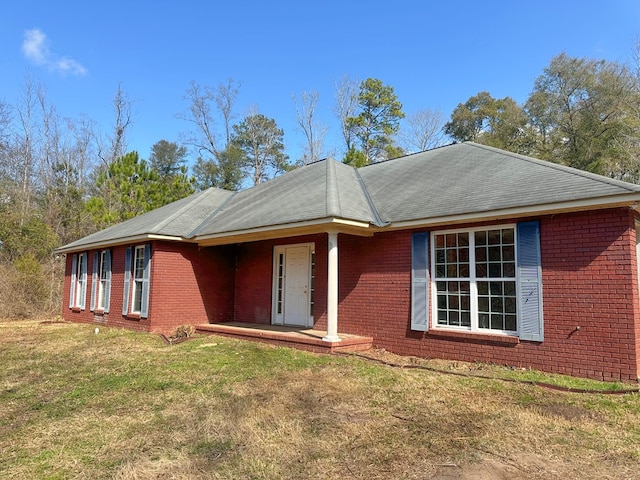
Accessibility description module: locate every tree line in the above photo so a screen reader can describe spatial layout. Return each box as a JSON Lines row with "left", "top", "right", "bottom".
{"left": 1, "top": 47, "right": 639, "bottom": 317}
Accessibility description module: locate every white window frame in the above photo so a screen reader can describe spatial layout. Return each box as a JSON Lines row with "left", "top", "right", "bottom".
{"left": 97, "top": 250, "right": 108, "bottom": 310}
{"left": 73, "top": 253, "right": 87, "bottom": 309}
{"left": 431, "top": 224, "right": 518, "bottom": 336}
{"left": 131, "top": 245, "right": 145, "bottom": 314}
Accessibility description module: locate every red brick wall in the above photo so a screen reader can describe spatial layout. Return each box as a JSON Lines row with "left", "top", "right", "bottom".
{"left": 61, "top": 241, "right": 236, "bottom": 334}
{"left": 233, "top": 234, "right": 326, "bottom": 324}
{"left": 335, "top": 208, "right": 640, "bottom": 382}
{"left": 149, "top": 242, "right": 236, "bottom": 333}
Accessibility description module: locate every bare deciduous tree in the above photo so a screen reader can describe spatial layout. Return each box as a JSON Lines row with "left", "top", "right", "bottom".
{"left": 178, "top": 81, "right": 219, "bottom": 159}
{"left": 215, "top": 78, "right": 241, "bottom": 147}
{"left": 334, "top": 76, "right": 359, "bottom": 156}
{"left": 96, "top": 84, "right": 134, "bottom": 167}
{"left": 402, "top": 108, "right": 446, "bottom": 152}
{"left": 293, "top": 90, "right": 327, "bottom": 165}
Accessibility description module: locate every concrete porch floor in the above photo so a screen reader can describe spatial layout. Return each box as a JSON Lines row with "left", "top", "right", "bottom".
{"left": 196, "top": 322, "right": 373, "bottom": 354}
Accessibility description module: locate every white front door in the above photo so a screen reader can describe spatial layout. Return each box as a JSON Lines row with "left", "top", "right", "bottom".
{"left": 273, "top": 244, "right": 314, "bottom": 327}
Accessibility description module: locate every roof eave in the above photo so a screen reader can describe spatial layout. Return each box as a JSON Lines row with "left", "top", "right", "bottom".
{"left": 194, "top": 217, "right": 375, "bottom": 247}
{"left": 385, "top": 194, "right": 640, "bottom": 231}
{"left": 54, "top": 234, "right": 187, "bottom": 255}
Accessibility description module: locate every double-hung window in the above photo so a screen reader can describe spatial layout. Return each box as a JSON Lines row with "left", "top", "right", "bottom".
{"left": 91, "top": 250, "right": 112, "bottom": 312}
{"left": 433, "top": 226, "right": 517, "bottom": 334}
{"left": 69, "top": 252, "right": 88, "bottom": 310}
{"left": 132, "top": 245, "right": 145, "bottom": 314}
{"left": 122, "top": 244, "right": 151, "bottom": 318}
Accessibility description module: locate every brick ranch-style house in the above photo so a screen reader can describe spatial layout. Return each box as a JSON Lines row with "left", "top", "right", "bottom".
{"left": 57, "top": 143, "right": 640, "bottom": 382}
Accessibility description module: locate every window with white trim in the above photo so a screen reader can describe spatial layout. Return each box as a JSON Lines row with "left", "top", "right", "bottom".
{"left": 433, "top": 226, "right": 517, "bottom": 334}
{"left": 97, "top": 250, "right": 110, "bottom": 310}
{"left": 131, "top": 245, "right": 145, "bottom": 314}
{"left": 70, "top": 252, "right": 88, "bottom": 309}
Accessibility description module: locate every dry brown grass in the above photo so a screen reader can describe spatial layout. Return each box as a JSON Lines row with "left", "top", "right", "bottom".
{"left": 0, "top": 319, "right": 639, "bottom": 479}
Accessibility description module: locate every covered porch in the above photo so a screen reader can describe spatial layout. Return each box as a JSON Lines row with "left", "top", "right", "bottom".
{"left": 196, "top": 322, "right": 373, "bottom": 354}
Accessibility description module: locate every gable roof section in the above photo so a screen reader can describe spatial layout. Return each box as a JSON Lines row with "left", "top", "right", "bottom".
{"left": 359, "top": 142, "right": 640, "bottom": 224}
{"left": 190, "top": 159, "right": 382, "bottom": 240}
{"left": 56, "top": 187, "right": 234, "bottom": 253}
{"left": 57, "top": 142, "right": 640, "bottom": 253}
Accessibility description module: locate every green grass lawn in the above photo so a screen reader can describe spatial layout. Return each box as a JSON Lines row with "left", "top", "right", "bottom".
{"left": 1, "top": 319, "right": 639, "bottom": 479}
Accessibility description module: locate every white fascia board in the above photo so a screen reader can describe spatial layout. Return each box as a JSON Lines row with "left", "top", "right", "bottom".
{"left": 387, "top": 195, "right": 640, "bottom": 231}
{"left": 194, "top": 217, "right": 373, "bottom": 246}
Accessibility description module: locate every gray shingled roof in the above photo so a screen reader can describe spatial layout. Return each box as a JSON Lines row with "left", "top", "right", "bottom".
{"left": 190, "top": 159, "right": 382, "bottom": 237}
{"left": 58, "top": 188, "right": 234, "bottom": 252}
{"left": 359, "top": 142, "right": 640, "bottom": 222}
{"left": 58, "top": 142, "right": 640, "bottom": 252}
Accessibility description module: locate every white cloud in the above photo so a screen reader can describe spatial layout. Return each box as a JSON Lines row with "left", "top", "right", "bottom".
{"left": 21, "top": 28, "right": 87, "bottom": 76}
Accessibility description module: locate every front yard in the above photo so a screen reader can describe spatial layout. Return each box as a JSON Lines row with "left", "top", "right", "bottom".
{"left": 0, "top": 319, "right": 639, "bottom": 479}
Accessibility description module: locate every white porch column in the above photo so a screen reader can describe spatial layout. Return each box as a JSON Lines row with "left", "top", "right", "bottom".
{"left": 323, "top": 231, "right": 341, "bottom": 342}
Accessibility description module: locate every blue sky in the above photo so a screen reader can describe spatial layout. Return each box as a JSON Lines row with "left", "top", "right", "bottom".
{"left": 1, "top": 0, "right": 639, "bottom": 164}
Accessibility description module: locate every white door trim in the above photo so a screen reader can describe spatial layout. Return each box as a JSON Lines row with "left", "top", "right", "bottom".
{"left": 272, "top": 243, "right": 315, "bottom": 327}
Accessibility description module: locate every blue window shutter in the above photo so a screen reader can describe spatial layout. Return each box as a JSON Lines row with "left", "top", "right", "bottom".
{"left": 140, "top": 244, "right": 151, "bottom": 318}
{"left": 122, "top": 247, "right": 132, "bottom": 316}
{"left": 104, "top": 250, "right": 112, "bottom": 313}
{"left": 69, "top": 254, "right": 77, "bottom": 308}
{"left": 517, "top": 221, "right": 544, "bottom": 342}
{"left": 411, "top": 233, "right": 429, "bottom": 331}
{"left": 79, "top": 253, "right": 88, "bottom": 310}
{"left": 90, "top": 252, "right": 98, "bottom": 311}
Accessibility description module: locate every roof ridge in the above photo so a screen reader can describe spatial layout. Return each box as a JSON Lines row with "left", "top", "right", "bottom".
{"left": 187, "top": 189, "right": 238, "bottom": 238}
{"left": 325, "top": 159, "right": 342, "bottom": 217}
{"left": 353, "top": 168, "right": 387, "bottom": 227}
{"left": 149, "top": 188, "right": 217, "bottom": 234}
{"left": 467, "top": 142, "right": 640, "bottom": 193}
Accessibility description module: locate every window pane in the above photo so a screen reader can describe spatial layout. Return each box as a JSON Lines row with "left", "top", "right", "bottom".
{"left": 505, "top": 315, "right": 517, "bottom": 331}
{"left": 488, "top": 230, "right": 501, "bottom": 245}
{"left": 437, "top": 295, "right": 447, "bottom": 309}
{"left": 475, "top": 231, "right": 486, "bottom": 246}
{"left": 478, "top": 297, "right": 489, "bottom": 312}
{"left": 502, "top": 229, "right": 514, "bottom": 244}
{"left": 504, "top": 281, "right": 516, "bottom": 296}
{"left": 489, "top": 281, "right": 502, "bottom": 295}
{"left": 491, "top": 314, "right": 504, "bottom": 330}
{"left": 503, "top": 262, "right": 515, "bottom": 277}
{"left": 446, "top": 234, "right": 457, "bottom": 247}
{"left": 505, "top": 297, "right": 517, "bottom": 314}
{"left": 461, "top": 311, "right": 471, "bottom": 327}
{"left": 448, "top": 295, "right": 459, "bottom": 309}
{"left": 475, "top": 246, "right": 486, "bottom": 262}
{"left": 479, "top": 313, "right": 489, "bottom": 328}
{"left": 502, "top": 245, "right": 515, "bottom": 262}
{"left": 476, "top": 263, "right": 487, "bottom": 278}
{"left": 489, "top": 263, "right": 501, "bottom": 277}
{"left": 459, "top": 264, "right": 469, "bottom": 277}
{"left": 435, "top": 234, "right": 445, "bottom": 248}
